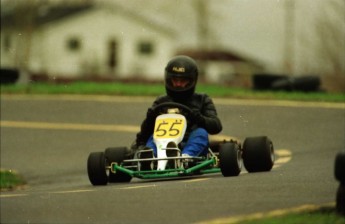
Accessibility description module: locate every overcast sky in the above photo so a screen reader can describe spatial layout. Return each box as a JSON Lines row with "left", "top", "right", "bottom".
{"left": 109, "top": 0, "right": 342, "bottom": 74}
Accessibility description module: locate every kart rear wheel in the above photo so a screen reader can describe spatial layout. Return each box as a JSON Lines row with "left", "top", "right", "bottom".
{"left": 335, "top": 151, "right": 345, "bottom": 184}
{"left": 219, "top": 142, "right": 242, "bottom": 177}
{"left": 336, "top": 183, "right": 345, "bottom": 216}
{"left": 87, "top": 152, "right": 108, "bottom": 185}
{"left": 105, "top": 147, "right": 132, "bottom": 183}
{"left": 242, "top": 136, "right": 274, "bottom": 172}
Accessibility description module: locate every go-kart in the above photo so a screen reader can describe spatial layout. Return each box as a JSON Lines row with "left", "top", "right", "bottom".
{"left": 87, "top": 102, "right": 275, "bottom": 185}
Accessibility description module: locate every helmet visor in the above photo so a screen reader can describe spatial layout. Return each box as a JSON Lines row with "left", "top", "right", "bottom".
{"left": 165, "top": 74, "right": 195, "bottom": 92}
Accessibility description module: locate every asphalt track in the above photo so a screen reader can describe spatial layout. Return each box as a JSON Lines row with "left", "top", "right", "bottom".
{"left": 1, "top": 95, "right": 344, "bottom": 224}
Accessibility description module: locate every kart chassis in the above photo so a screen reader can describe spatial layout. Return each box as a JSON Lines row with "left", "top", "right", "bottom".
{"left": 109, "top": 147, "right": 221, "bottom": 179}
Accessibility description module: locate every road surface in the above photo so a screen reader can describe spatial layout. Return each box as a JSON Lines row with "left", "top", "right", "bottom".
{"left": 1, "top": 95, "right": 344, "bottom": 224}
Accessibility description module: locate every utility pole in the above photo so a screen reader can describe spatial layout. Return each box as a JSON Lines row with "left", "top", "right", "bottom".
{"left": 284, "top": 0, "right": 295, "bottom": 75}
{"left": 14, "top": 0, "right": 36, "bottom": 72}
{"left": 194, "top": 0, "right": 209, "bottom": 80}
{"left": 195, "top": 0, "right": 208, "bottom": 50}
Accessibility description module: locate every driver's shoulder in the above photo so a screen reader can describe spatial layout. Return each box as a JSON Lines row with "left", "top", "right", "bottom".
{"left": 154, "top": 95, "right": 171, "bottom": 103}
{"left": 192, "top": 92, "right": 211, "bottom": 101}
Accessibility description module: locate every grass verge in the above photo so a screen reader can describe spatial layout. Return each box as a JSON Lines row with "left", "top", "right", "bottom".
{"left": 202, "top": 205, "right": 345, "bottom": 224}
{"left": 236, "top": 207, "right": 344, "bottom": 224}
{"left": 0, "top": 169, "right": 27, "bottom": 191}
{"left": 1, "top": 82, "right": 345, "bottom": 102}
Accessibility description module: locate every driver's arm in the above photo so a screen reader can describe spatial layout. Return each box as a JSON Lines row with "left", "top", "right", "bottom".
{"left": 135, "top": 96, "right": 167, "bottom": 146}
{"left": 201, "top": 96, "right": 223, "bottom": 135}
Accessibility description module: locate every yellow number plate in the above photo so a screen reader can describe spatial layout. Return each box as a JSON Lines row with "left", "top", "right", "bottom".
{"left": 153, "top": 118, "right": 185, "bottom": 139}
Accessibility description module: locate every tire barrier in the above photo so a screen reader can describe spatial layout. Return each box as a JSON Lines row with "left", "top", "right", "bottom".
{"left": 252, "top": 74, "right": 321, "bottom": 92}
{"left": 0, "top": 68, "right": 20, "bottom": 85}
{"left": 252, "top": 73, "right": 288, "bottom": 91}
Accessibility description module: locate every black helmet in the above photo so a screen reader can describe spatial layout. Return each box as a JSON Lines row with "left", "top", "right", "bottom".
{"left": 164, "top": 55, "right": 198, "bottom": 99}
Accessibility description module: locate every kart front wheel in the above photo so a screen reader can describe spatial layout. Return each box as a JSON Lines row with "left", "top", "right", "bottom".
{"left": 336, "top": 184, "right": 345, "bottom": 216}
{"left": 87, "top": 152, "right": 108, "bottom": 185}
{"left": 105, "top": 147, "right": 132, "bottom": 183}
{"left": 242, "top": 136, "right": 274, "bottom": 172}
{"left": 219, "top": 142, "right": 242, "bottom": 177}
{"left": 335, "top": 151, "right": 345, "bottom": 184}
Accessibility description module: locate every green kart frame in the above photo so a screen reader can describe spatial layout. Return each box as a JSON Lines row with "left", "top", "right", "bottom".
{"left": 87, "top": 102, "right": 275, "bottom": 185}
{"left": 87, "top": 136, "right": 275, "bottom": 185}
{"left": 111, "top": 150, "right": 220, "bottom": 180}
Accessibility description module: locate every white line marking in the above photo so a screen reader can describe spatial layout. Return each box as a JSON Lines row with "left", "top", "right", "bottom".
{"left": 214, "top": 98, "right": 345, "bottom": 109}
{"left": 274, "top": 149, "right": 292, "bottom": 168}
{"left": 118, "top": 185, "right": 156, "bottom": 190}
{"left": 2, "top": 94, "right": 344, "bottom": 109}
{"left": 52, "top": 189, "right": 95, "bottom": 194}
{"left": 182, "top": 178, "right": 210, "bottom": 183}
{"left": 0, "top": 194, "right": 28, "bottom": 198}
{"left": 0, "top": 120, "right": 139, "bottom": 133}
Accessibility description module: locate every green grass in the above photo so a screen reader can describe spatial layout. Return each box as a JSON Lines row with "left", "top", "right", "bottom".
{"left": 1, "top": 81, "right": 345, "bottom": 103}
{"left": 1, "top": 82, "right": 164, "bottom": 96}
{"left": 236, "top": 207, "right": 345, "bottom": 224}
{"left": 0, "top": 170, "right": 26, "bottom": 190}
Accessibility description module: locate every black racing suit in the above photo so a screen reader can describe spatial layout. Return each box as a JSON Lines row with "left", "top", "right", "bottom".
{"left": 136, "top": 93, "right": 222, "bottom": 146}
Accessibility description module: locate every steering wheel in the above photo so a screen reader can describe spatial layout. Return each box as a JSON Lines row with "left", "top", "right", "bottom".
{"left": 151, "top": 102, "right": 193, "bottom": 119}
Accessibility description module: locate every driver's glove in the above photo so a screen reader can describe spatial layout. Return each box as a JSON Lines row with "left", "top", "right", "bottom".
{"left": 191, "top": 109, "right": 205, "bottom": 126}
{"left": 131, "top": 141, "right": 147, "bottom": 150}
{"left": 131, "top": 140, "right": 140, "bottom": 150}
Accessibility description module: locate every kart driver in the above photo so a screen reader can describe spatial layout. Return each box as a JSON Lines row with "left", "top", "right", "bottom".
{"left": 135, "top": 55, "right": 222, "bottom": 158}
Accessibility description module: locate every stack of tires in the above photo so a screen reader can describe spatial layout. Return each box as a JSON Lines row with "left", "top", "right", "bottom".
{"left": 335, "top": 151, "right": 345, "bottom": 216}
{"left": 252, "top": 73, "right": 321, "bottom": 92}
{"left": 1, "top": 68, "right": 20, "bottom": 84}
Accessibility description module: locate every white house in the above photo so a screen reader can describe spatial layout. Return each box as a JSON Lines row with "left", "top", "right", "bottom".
{"left": 1, "top": 1, "right": 268, "bottom": 87}
{"left": 1, "top": 2, "right": 176, "bottom": 80}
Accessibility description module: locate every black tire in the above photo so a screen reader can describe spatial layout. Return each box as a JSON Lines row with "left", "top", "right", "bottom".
{"left": 219, "top": 142, "right": 242, "bottom": 177}
{"left": 242, "top": 136, "right": 274, "bottom": 172}
{"left": 105, "top": 147, "right": 132, "bottom": 183}
{"left": 1, "top": 68, "right": 20, "bottom": 84}
{"left": 336, "top": 184, "right": 345, "bottom": 216}
{"left": 335, "top": 151, "right": 345, "bottom": 184}
{"left": 252, "top": 73, "right": 288, "bottom": 90}
{"left": 292, "top": 75, "right": 320, "bottom": 92}
{"left": 271, "top": 75, "right": 321, "bottom": 92}
{"left": 87, "top": 152, "right": 108, "bottom": 185}
{"left": 271, "top": 78, "right": 293, "bottom": 91}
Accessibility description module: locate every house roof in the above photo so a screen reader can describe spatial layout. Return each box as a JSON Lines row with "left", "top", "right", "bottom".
{"left": 1, "top": 2, "right": 175, "bottom": 37}
{"left": 102, "top": 3, "right": 175, "bottom": 37}
{"left": 176, "top": 49, "right": 264, "bottom": 68}
{"left": 1, "top": 3, "right": 93, "bottom": 27}
{"left": 176, "top": 49, "right": 246, "bottom": 61}
{"left": 36, "top": 4, "right": 94, "bottom": 25}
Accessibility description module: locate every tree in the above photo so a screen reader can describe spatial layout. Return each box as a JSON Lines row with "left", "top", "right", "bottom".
{"left": 313, "top": 0, "right": 345, "bottom": 76}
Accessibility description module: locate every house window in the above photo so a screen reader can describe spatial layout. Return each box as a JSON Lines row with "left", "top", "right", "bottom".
{"left": 138, "top": 41, "right": 154, "bottom": 55}
{"left": 67, "top": 37, "right": 81, "bottom": 51}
